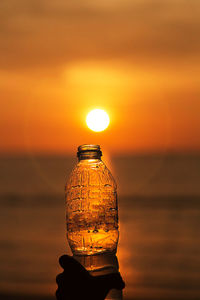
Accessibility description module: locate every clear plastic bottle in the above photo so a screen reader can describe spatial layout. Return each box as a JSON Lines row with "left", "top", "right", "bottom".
{"left": 65, "top": 144, "right": 119, "bottom": 255}
{"left": 65, "top": 145, "right": 122, "bottom": 299}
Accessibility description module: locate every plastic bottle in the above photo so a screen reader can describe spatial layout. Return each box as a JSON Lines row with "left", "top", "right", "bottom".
{"left": 65, "top": 144, "right": 122, "bottom": 299}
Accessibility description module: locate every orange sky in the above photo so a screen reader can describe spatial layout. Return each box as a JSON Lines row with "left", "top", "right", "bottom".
{"left": 0, "top": 0, "right": 200, "bottom": 154}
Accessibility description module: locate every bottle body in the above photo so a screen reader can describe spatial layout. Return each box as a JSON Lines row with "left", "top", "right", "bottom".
{"left": 65, "top": 158, "right": 119, "bottom": 256}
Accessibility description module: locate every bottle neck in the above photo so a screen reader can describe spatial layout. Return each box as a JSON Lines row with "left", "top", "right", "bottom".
{"left": 78, "top": 152, "right": 102, "bottom": 160}
{"left": 77, "top": 144, "right": 102, "bottom": 160}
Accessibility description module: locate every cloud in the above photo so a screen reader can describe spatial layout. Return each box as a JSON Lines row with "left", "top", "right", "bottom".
{"left": 0, "top": 0, "right": 200, "bottom": 70}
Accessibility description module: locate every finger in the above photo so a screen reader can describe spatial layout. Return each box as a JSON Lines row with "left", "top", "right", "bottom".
{"left": 55, "top": 288, "right": 69, "bottom": 300}
{"left": 56, "top": 273, "right": 64, "bottom": 285}
{"left": 59, "top": 255, "right": 90, "bottom": 278}
{"left": 55, "top": 288, "right": 62, "bottom": 300}
{"left": 59, "top": 255, "right": 81, "bottom": 269}
{"left": 59, "top": 255, "right": 72, "bottom": 269}
{"left": 56, "top": 270, "right": 78, "bottom": 289}
{"left": 96, "top": 272, "right": 125, "bottom": 290}
{"left": 111, "top": 273, "right": 125, "bottom": 290}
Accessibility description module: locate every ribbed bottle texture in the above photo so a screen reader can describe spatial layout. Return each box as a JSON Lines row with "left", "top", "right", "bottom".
{"left": 65, "top": 145, "right": 122, "bottom": 299}
{"left": 65, "top": 153, "right": 119, "bottom": 255}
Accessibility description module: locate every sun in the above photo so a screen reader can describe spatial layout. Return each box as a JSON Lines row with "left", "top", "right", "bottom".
{"left": 86, "top": 109, "right": 110, "bottom": 132}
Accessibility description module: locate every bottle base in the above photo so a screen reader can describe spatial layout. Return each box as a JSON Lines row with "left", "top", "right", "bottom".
{"left": 73, "top": 253, "right": 123, "bottom": 300}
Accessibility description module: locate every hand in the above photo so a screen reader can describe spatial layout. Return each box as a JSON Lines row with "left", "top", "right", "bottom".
{"left": 56, "top": 255, "right": 125, "bottom": 300}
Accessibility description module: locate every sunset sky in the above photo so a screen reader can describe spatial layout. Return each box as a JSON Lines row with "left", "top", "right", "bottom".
{"left": 1, "top": 0, "right": 200, "bottom": 154}
{"left": 1, "top": 3, "right": 200, "bottom": 299}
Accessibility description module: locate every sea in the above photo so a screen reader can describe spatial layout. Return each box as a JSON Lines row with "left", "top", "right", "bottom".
{"left": 0, "top": 154, "right": 200, "bottom": 300}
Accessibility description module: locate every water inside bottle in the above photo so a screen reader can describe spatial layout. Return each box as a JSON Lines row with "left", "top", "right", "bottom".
{"left": 66, "top": 159, "right": 119, "bottom": 255}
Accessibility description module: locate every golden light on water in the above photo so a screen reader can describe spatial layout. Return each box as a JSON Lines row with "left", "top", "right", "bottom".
{"left": 86, "top": 109, "right": 110, "bottom": 132}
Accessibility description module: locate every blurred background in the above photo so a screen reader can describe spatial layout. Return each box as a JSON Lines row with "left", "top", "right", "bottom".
{"left": 0, "top": 0, "right": 200, "bottom": 299}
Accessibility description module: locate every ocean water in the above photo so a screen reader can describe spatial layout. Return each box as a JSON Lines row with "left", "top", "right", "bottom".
{"left": 0, "top": 155, "right": 200, "bottom": 300}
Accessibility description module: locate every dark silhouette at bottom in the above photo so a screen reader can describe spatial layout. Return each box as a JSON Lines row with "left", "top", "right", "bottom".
{"left": 56, "top": 255, "right": 125, "bottom": 300}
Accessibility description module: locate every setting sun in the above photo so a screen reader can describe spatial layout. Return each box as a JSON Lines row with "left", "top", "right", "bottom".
{"left": 86, "top": 109, "right": 110, "bottom": 132}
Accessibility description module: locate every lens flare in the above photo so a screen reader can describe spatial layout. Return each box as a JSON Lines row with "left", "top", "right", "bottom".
{"left": 86, "top": 109, "right": 110, "bottom": 132}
